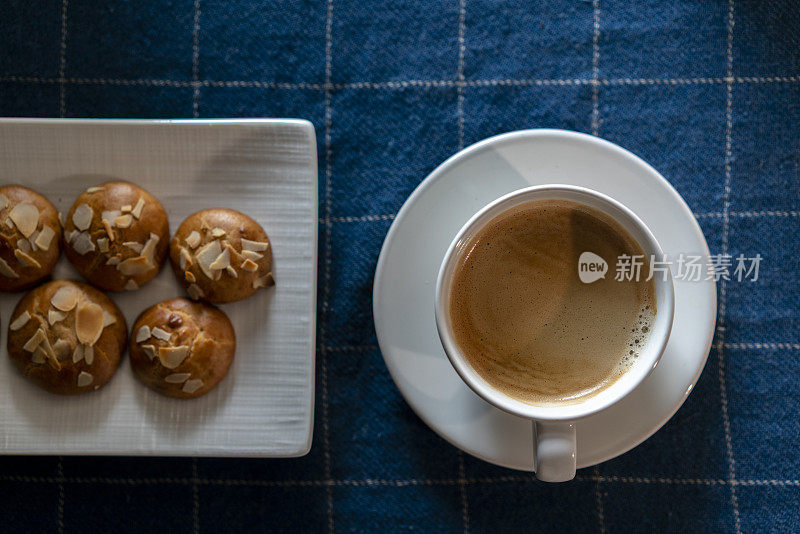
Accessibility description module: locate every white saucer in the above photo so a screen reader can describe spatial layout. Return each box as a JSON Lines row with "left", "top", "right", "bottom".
{"left": 373, "top": 129, "right": 717, "bottom": 471}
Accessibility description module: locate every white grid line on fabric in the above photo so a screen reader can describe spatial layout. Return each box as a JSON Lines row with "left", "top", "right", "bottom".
{"left": 591, "top": 5, "right": 607, "bottom": 531}
{"left": 593, "top": 467, "right": 606, "bottom": 534}
{"left": 3, "top": 75, "right": 800, "bottom": 90}
{"left": 3, "top": 474, "right": 799, "bottom": 487}
{"left": 720, "top": 2, "right": 742, "bottom": 531}
{"left": 191, "top": 458, "right": 200, "bottom": 534}
{"left": 58, "top": 0, "right": 68, "bottom": 118}
{"left": 191, "top": 0, "right": 201, "bottom": 118}
{"left": 322, "top": 214, "right": 396, "bottom": 223}
{"left": 320, "top": 210, "right": 798, "bottom": 225}
{"left": 591, "top": 0, "right": 601, "bottom": 136}
{"left": 455, "top": 4, "right": 470, "bottom": 532}
{"left": 56, "top": 4, "right": 69, "bottom": 531}
{"left": 56, "top": 457, "right": 64, "bottom": 534}
{"left": 456, "top": 0, "right": 466, "bottom": 152}
{"left": 322, "top": 1, "right": 336, "bottom": 532}
{"left": 189, "top": 4, "right": 202, "bottom": 530}
{"left": 695, "top": 210, "right": 800, "bottom": 218}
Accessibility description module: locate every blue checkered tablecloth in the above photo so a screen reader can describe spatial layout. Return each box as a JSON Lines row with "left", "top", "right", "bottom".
{"left": 2, "top": 1, "right": 799, "bottom": 532}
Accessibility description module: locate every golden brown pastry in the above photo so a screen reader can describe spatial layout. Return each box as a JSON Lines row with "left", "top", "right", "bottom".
{"left": 169, "top": 208, "right": 274, "bottom": 303}
{"left": 7, "top": 280, "right": 127, "bottom": 395}
{"left": 63, "top": 181, "right": 169, "bottom": 292}
{"left": 0, "top": 185, "right": 62, "bottom": 292}
{"left": 129, "top": 298, "right": 235, "bottom": 399}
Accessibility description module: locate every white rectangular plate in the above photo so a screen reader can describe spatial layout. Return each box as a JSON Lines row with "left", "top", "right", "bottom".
{"left": 0, "top": 119, "right": 317, "bottom": 456}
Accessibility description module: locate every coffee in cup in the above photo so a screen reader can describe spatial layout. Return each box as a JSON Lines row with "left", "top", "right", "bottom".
{"left": 448, "top": 199, "right": 656, "bottom": 406}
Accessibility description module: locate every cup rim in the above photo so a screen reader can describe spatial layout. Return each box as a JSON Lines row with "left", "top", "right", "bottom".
{"left": 435, "top": 184, "right": 675, "bottom": 422}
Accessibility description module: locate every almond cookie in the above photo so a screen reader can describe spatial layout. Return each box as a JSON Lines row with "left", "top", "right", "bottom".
{"left": 129, "top": 298, "right": 235, "bottom": 399}
{"left": 63, "top": 181, "right": 169, "bottom": 292}
{"left": 0, "top": 185, "right": 62, "bottom": 292}
{"left": 169, "top": 208, "right": 274, "bottom": 303}
{"left": 7, "top": 280, "right": 127, "bottom": 395}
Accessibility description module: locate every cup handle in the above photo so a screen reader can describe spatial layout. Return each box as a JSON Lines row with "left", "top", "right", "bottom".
{"left": 533, "top": 421, "right": 576, "bottom": 482}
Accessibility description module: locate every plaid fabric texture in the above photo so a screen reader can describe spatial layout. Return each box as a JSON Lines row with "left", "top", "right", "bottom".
{"left": 1, "top": 1, "right": 799, "bottom": 532}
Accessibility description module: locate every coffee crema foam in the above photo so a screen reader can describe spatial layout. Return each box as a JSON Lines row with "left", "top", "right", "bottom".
{"left": 448, "top": 199, "right": 656, "bottom": 406}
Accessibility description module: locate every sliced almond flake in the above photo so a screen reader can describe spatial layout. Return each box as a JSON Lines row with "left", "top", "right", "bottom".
{"left": 58, "top": 211, "right": 64, "bottom": 226}
{"left": 211, "top": 227, "right": 226, "bottom": 238}
{"left": 0, "top": 194, "right": 8, "bottom": 211}
{"left": 184, "top": 270, "right": 196, "bottom": 283}
{"left": 101, "top": 210, "right": 122, "bottom": 224}
{"left": 159, "top": 345, "right": 189, "bottom": 369}
{"left": 241, "top": 259, "right": 259, "bottom": 272}
{"left": 0, "top": 258, "right": 19, "bottom": 278}
{"left": 75, "top": 302, "right": 104, "bottom": 346}
{"left": 64, "top": 229, "right": 77, "bottom": 243}
{"left": 31, "top": 348, "right": 46, "bottom": 364}
{"left": 72, "top": 203, "right": 93, "bottom": 231}
{"left": 226, "top": 266, "right": 238, "bottom": 278}
{"left": 141, "top": 344, "right": 156, "bottom": 360}
{"left": 23, "top": 328, "right": 45, "bottom": 353}
{"left": 51, "top": 285, "right": 81, "bottom": 311}
{"left": 151, "top": 327, "right": 171, "bottom": 342}
{"left": 131, "top": 197, "right": 145, "bottom": 219}
{"left": 4, "top": 217, "right": 12, "bottom": 228}
{"left": 123, "top": 241, "right": 143, "bottom": 254}
{"left": 241, "top": 238, "right": 270, "bottom": 252}
{"left": 53, "top": 339, "right": 71, "bottom": 358}
{"left": 241, "top": 249, "right": 264, "bottom": 262}
{"left": 114, "top": 214, "right": 133, "bottom": 228}
{"left": 182, "top": 379, "right": 204, "bottom": 394}
{"left": 34, "top": 225, "right": 55, "bottom": 251}
{"left": 72, "top": 344, "right": 84, "bottom": 363}
{"left": 102, "top": 310, "right": 116, "bottom": 328}
{"left": 164, "top": 373, "right": 191, "bottom": 384}
{"left": 121, "top": 204, "right": 132, "bottom": 213}
{"left": 96, "top": 237, "right": 109, "bottom": 253}
{"left": 187, "top": 284, "right": 204, "bottom": 300}
{"left": 209, "top": 247, "right": 231, "bottom": 271}
{"left": 16, "top": 238, "right": 31, "bottom": 253}
{"left": 9, "top": 203, "right": 39, "bottom": 237}
{"left": 10, "top": 311, "right": 31, "bottom": 331}
{"left": 77, "top": 371, "right": 93, "bottom": 387}
{"left": 195, "top": 240, "right": 221, "bottom": 280}
{"left": 106, "top": 256, "right": 121, "bottom": 266}
{"left": 135, "top": 325, "right": 151, "bottom": 343}
{"left": 117, "top": 256, "right": 151, "bottom": 276}
{"left": 185, "top": 231, "right": 201, "bottom": 249}
{"left": 124, "top": 279, "right": 139, "bottom": 291}
{"left": 102, "top": 219, "right": 116, "bottom": 242}
{"left": 48, "top": 310, "right": 66, "bottom": 325}
{"left": 253, "top": 272, "right": 275, "bottom": 289}
{"left": 179, "top": 247, "right": 192, "bottom": 270}
{"left": 140, "top": 233, "right": 159, "bottom": 263}
{"left": 15, "top": 249, "right": 42, "bottom": 269}
{"left": 71, "top": 232, "right": 96, "bottom": 255}
{"left": 39, "top": 333, "right": 56, "bottom": 359}
{"left": 223, "top": 242, "right": 243, "bottom": 262}
{"left": 84, "top": 345, "right": 94, "bottom": 365}
{"left": 86, "top": 186, "right": 104, "bottom": 193}
{"left": 28, "top": 232, "right": 39, "bottom": 252}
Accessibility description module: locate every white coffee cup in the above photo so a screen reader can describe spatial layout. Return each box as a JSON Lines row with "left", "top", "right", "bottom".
{"left": 435, "top": 184, "right": 674, "bottom": 482}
